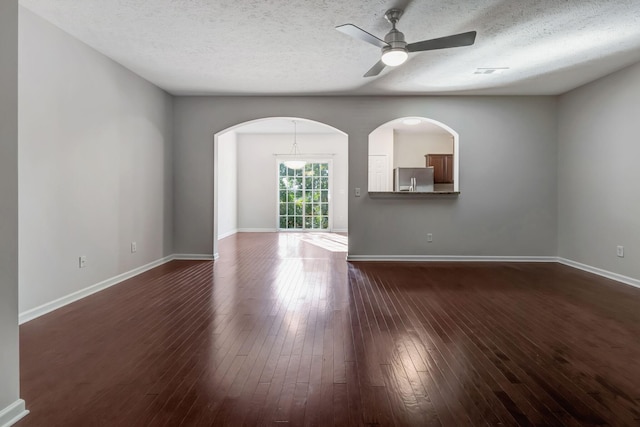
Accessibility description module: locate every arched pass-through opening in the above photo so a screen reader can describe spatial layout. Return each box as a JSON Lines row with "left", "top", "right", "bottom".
{"left": 368, "top": 116, "right": 459, "bottom": 193}
{"left": 213, "top": 117, "right": 348, "bottom": 258}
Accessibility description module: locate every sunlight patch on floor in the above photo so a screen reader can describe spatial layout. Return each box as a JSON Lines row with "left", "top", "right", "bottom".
{"left": 300, "top": 232, "right": 348, "bottom": 252}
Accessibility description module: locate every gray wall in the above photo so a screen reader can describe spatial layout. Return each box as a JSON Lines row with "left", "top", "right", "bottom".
{"left": 173, "top": 96, "right": 558, "bottom": 257}
{"left": 558, "top": 62, "right": 640, "bottom": 279}
{"left": 0, "top": 0, "right": 22, "bottom": 419}
{"left": 18, "top": 8, "right": 174, "bottom": 313}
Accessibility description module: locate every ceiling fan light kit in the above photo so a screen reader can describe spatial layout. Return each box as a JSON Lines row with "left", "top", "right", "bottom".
{"left": 381, "top": 48, "right": 408, "bottom": 66}
{"left": 336, "top": 8, "right": 477, "bottom": 77}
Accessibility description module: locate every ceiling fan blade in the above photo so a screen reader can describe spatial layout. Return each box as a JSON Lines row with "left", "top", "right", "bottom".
{"left": 336, "top": 24, "right": 388, "bottom": 48}
{"left": 364, "top": 60, "right": 386, "bottom": 77}
{"left": 407, "top": 31, "right": 477, "bottom": 52}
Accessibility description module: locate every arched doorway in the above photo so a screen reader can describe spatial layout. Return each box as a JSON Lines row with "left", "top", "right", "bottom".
{"left": 213, "top": 117, "right": 348, "bottom": 257}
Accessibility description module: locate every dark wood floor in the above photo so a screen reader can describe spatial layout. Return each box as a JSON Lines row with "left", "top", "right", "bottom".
{"left": 18, "top": 233, "right": 640, "bottom": 426}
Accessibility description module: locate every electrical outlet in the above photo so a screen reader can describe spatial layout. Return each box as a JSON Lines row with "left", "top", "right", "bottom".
{"left": 131, "top": 241, "right": 137, "bottom": 253}
{"left": 427, "top": 233, "right": 433, "bottom": 243}
{"left": 617, "top": 245, "right": 624, "bottom": 258}
{"left": 79, "top": 256, "right": 86, "bottom": 268}
{"left": 355, "top": 187, "right": 361, "bottom": 197}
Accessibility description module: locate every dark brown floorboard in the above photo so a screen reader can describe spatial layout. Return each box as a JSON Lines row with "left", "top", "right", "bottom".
{"left": 18, "top": 233, "right": 640, "bottom": 426}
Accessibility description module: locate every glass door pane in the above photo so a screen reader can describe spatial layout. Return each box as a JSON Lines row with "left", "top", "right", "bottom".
{"left": 278, "top": 161, "right": 330, "bottom": 230}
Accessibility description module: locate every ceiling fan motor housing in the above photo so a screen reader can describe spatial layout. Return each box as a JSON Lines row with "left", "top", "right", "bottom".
{"left": 383, "top": 28, "right": 407, "bottom": 50}
{"left": 382, "top": 29, "right": 408, "bottom": 65}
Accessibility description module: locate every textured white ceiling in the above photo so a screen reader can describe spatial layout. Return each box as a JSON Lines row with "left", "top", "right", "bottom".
{"left": 19, "top": 0, "right": 640, "bottom": 96}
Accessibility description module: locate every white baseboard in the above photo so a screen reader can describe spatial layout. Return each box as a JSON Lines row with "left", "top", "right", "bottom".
{"left": 0, "top": 399, "right": 28, "bottom": 427}
{"left": 217, "top": 229, "right": 238, "bottom": 239}
{"left": 172, "top": 254, "right": 217, "bottom": 261}
{"left": 346, "top": 254, "right": 640, "bottom": 290}
{"left": 346, "top": 255, "right": 557, "bottom": 262}
{"left": 235, "top": 229, "right": 346, "bottom": 234}
{"left": 19, "top": 255, "right": 174, "bottom": 325}
{"left": 558, "top": 257, "right": 640, "bottom": 290}
{"left": 17, "top": 251, "right": 638, "bottom": 326}
{"left": 19, "top": 253, "right": 221, "bottom": 324}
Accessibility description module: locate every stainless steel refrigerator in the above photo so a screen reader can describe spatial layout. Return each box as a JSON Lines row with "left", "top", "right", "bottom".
{"left": 393, "top": 167, "right": 434, "bottom": 192}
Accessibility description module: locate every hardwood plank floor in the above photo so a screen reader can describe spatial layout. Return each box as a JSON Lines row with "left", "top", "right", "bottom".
{"left": 18, "top": 233, "right": 640, "bottom": 426}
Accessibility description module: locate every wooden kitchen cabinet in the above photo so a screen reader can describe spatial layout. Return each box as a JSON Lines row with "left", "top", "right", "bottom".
{"left": 425, "top": 154, "right": 453, "bottom": 184}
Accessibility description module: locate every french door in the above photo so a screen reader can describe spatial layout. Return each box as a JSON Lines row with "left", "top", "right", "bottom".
{"left": 277, "top": 161, "right": 331, "bottom": 230}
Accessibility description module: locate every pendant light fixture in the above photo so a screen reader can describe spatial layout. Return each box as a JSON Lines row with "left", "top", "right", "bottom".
{"left": 283, "top": 120, "right": 306, "bottom": 170}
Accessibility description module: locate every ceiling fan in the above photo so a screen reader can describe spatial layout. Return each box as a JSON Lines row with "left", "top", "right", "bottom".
{"left": 336, "top": 8, "right": 477, "bottom": 77}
